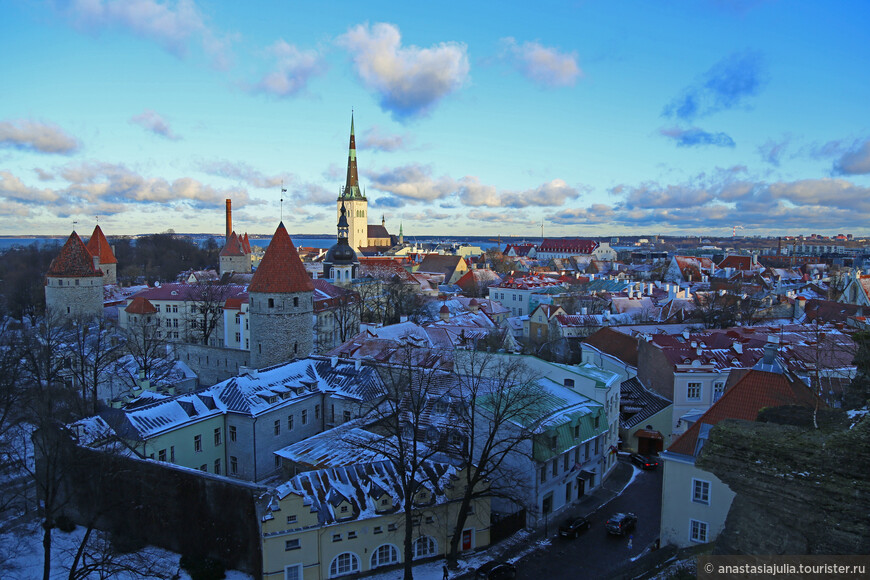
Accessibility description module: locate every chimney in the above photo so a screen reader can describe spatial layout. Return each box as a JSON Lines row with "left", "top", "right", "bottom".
{"left": 682, "top": 329, "right": 690, "bottom": 340}
{"left": 795, "top": 296, "right": 806, "bottom": 318}
{"left": 225, "top": 199, "right": 232, "bottom": 241}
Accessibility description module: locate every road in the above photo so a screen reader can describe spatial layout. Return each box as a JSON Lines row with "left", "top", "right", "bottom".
{"left": 515, "top": 463, "right": 663, "bottom": 580}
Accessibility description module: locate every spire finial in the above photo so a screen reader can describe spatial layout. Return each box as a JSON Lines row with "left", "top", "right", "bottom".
{"left": 280, "top": 180, "right": 287, "bottom": 222}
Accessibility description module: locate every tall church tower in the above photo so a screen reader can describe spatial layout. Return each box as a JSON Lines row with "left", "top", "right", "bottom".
{"left": 338, "top": 114, "right": 368, "bottom": 251}
{"left": 248, "top": 222, "right": 314, "bottom": 368}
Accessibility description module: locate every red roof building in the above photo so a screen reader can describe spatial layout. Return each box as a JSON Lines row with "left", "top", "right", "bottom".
{"left": 249, "top": 223, "right": 314, "bottom": 294}
{"left": 46, "top": 231, "right": 103, "bottom": 278}
{"left": 85, "top": 225, "right": 117, "bottom": 265}
{"left": 124, "top": 295, "right": 158, "bottom": 315}
{"left": 220, "top": 231, "right": 246, "bottom": 257}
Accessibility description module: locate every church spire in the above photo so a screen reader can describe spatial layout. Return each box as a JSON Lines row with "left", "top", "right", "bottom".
{"left": 342, "top": 112, "right": 362, "bottom": 199}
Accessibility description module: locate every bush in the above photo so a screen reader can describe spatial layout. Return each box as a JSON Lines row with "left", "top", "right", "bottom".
{"left": 179, "top": 554, "right": 226, "bottom": 580}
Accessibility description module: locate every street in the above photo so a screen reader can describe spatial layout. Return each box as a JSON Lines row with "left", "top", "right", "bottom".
{"left": 515, "top": 463, "right": 663, "bottom": 579}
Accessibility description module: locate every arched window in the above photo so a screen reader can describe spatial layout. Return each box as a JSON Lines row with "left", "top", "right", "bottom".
{"left": 370, "top": 544, "right": 399, "bottom": 568}
{"left": 412, "top": 536, "right": 437, "bottom": 559}
{"left": 329, "top": 552, "right": 360, "bottom": 577}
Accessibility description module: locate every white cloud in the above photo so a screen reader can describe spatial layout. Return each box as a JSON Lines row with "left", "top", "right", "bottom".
{"left": 0, "top": 119, "right": 80, "bottom": 154}
{"left": 367, "top": 164, "right": 458, "bottom": 201}
{"left": 359, "top": 126, "right": 407, "bottom": 152}
{"left": 459, "top": 178, "right": 580, "bottom": 208}
{"left": 834, "top": 138, "right": 870, "bottom": 175}
{"left": 196, "top": 159, "right": 288, "bottom": 188}
{"left": 337, "top": 23, "right": 469, "bottom": 120}
{"left": 253, "top": 40, "right": 327, "bottom": 97}
{"left": 0, "top": 171, "right": 59, "bottom": 203}
{"left": 62, "top": 0, "right": 233, "bottom": 68}
{"left": 130, "top": 109, "right": 181, "bottom": 140}
{"left": 501, "top": 38, "right": 581, "bottom": 88}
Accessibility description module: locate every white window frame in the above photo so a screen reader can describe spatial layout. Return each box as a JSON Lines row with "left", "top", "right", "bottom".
{"left": 284, "top": 564, "right": 302, "bottom": 580}
{"left": 329, "top": 552, "right": 360, "bottom": 578}
{"left": 687, "top": 382, "right": 702, "bottom": 401}
{"left": 370, "top": 544, "right": 399, "bottom": 569}
{"left": 692, "top": 478, "right": 711, "bottom": 504}
{"left": 690, "top": 519, "right": 708, "bottom": 543}
{"left": 412, "top": 536, "right": 437, "bottom": 559}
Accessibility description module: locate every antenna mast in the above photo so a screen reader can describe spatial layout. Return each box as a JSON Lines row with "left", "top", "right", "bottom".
{"left": 280, "top": 180, "right": 287, "bottom": 222}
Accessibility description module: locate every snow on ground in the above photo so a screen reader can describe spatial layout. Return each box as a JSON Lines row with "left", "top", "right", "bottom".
{"left": 0, "top": 518, "right": 252, "bottom": 580}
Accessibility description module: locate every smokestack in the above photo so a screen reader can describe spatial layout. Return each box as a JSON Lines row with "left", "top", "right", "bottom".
{"left": 225, "top": 199, "right": 232, "bottom": 241}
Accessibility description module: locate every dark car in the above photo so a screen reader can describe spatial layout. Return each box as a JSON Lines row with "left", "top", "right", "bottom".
{"left": 558, "top": 515, "right": 591, "bottom": 538}
{"left": 476, "top": 561, "right": 517, "bottom": 580}
{"left": 630, "top": 453, "right": 659, "bottom": 470}
{"left": 605, "top": 512, "right": 638, "bottom": 535}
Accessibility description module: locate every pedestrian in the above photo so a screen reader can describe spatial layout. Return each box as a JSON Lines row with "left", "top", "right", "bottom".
{"left": 627, "top": 534, "right": 633, "bottom": 551}
{"left": 443, "top": 563, "right": 449, "bottom": 580}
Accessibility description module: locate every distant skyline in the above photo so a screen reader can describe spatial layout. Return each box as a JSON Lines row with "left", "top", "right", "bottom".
{"left": 2, "top": 1, "right": 869, "bottom": 238}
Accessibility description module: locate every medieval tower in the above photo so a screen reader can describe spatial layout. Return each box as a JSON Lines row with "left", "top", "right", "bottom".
{"left": 45, "top": 231, "right": 104, "bottom": 320}
{"left": 85, "top": 225, "right": 118, "bottom": 285}
{"left": 247, "top": 222, "right": 314, "bottom": 368}
{"left": 338, "top": 114, "right": 368, "bottom": 251}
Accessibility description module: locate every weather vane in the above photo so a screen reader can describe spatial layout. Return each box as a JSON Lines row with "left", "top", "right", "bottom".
{"left": 280, "top": 180, "right": 287, "bottom": 222}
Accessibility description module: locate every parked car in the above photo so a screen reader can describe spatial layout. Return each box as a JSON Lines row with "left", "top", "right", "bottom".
{"left": 630, "top": 453, "right": 659, "bottom": 470}
{"left": 605, "top": 512, "right": 638, "bottom": 536}
{"left": 476, "top": 561, "right": 517, "bottom": 580}
{"left": 558, "top": 516, "right": 591, "bottom": 538}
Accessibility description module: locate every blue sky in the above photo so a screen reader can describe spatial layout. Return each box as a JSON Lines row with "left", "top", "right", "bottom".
{"left": 2, "top": 0, "right": 869, "bottom": 238}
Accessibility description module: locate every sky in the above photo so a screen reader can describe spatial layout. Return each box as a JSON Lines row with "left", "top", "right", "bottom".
{"left": 2, "top": 0, "right": 870, "bottom": 239}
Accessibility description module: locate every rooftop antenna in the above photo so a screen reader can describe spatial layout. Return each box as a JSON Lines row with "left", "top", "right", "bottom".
{"left": 72, "top": 220, "right": 78, "bottom": 232}
{"left": 280, "top": 180, "right": 287, "bottom": 222}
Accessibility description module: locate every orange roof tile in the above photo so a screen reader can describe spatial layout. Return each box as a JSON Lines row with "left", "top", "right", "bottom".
{"left": 46, "top": 231, "right": 102, "bottom": 278}
{"left": 248, "top": 223, "right": 314, "bottom": 294}
{"left": 668, "top": 369, "right": 824, "bottom": 457}
{"left": 242, "top": 233, "right": 252, "bottom": 254}
{"left": 220, "top": 231, "right": 245, "bottom": 257}
{"left": 85, "top": 225, "right": 117, "bottom": 265}
{"left": 125, "top": 296, "right": 158, "bottom": 314}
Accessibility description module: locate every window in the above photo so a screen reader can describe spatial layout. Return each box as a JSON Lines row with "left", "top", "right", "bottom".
{"left": 387, "top": 523, "right": 397, "bottom": 532}
{"left": 235, "top": 332, "right": 241, "bottom": 342}
{"left": 268, "top": 298, "right": 275, "bottom": 308}
{"left": 230, "top": 456, "right": 238, "bottom": 475}
{"left": 343, "top": 410, "right": 351, "bottom": 423}
{"left": 284, "top": 539, "right": 300, "bottom": 551}
{"left": 540, "top": 466, "right": 546, "bottom": 483}
{"left": 287, "top": 515, "right": 297, "bottom": 525}
{"left": 293, "top": 297, "right": 299, "bottom": 307}
{"left": 170, "top": 446, "right": 175, "bottom": 462}
{"left": 371, "top": 544, "right": 399, "bottom": 568}
{"left": 692, "top": 479, "right": 711, "bottom": 504}
{"left": 332, "top": 533, "right": 342, "bottom": 542}
{"left": 200, "top": 464, "right": 207, "bottom": 472}
{"left": 552, "top": 460, "right": 557, "bottom": 477}
{"left": 287, "top": 415, "right": 294, "bottom": 430}
{"left": 340, "top": 505, "right": 348, "bottom": 513}
{"left": 574, "top": 425, "right": 580, "bottom": 439}
{"left": 274, "top": 420, "right": 281, "bottom": 435}
{"left": 284, "top": 564, "right": 302, "bottom": 580}
{"left": 373, "top": 526, "right": 383, "bottom": 534}
{"left": 347, "top": 531, "right": 357, "bottom": 539}
{"left": 214, "top": 459, "right": 221, "bottom": 475}
{"left": 690, "top": 519, "right": 708, "bottom": 543}
{"left": 329, "top": 553, "right": 359, "bottom": 577}
{"left": 315, "top": 404, "right": 320, "bottom": 419}
{"left": 425, "top": 516, "right": 434, "bottom": 524}
{"left": 194, "top": 435, "right": 202, "bottom": 452}
{"left": 713, "top": 382, "right": 725, "bottom": 402}
{"left": 564, "top": 378, "right": 575, "bottom": 388}
{"left": 229, "top": 426, "right": 237, "bottom": 442}
{"left": 563, "top": 453, "right": 569, "bottom": 471}
{"left": 172, "top": 305, "right": 178, "bottom": 313}
{"left": 584, "top": 442, "right": 590, "bottom": 459}
{"left": 594, "top": 415, "right": 600, "bottom": 429}
{"left": 687, "top": 382, "right": 702, "bottom": 400}
{"left": 381, "top": 498, "right": 389, "bottom": 506}
{"left": 274, "top": 455, "right": 281, "bottom": 468}
{"left": 413, "top": 536, "right": 436, "bottom": 559}
{"left": 158, "top": 449, "right": 166, "bottom": 461}
{"left": 302, "top": 410, "right": 307, "bottom": 425}
{"left": 214, "top": 428, "right": 222, "bottom": 446}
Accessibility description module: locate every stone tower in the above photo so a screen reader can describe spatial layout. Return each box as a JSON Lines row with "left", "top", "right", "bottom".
{"left": 85, "top": 224, "right": 118, "bottom": 285}
{"left": 248, "top": 222, "right": 314, "bottom": 368}
{"left": 338, "top": 114, "right": 368, "bottom": 251}
{"left": 323, "top": 201, "right": 359, "bottom": 285}
{"left": 219, "top": 231, "right": 251, "bottom": 275}
{"left": 45, "top": 231, "right": 104, "bottom": 320}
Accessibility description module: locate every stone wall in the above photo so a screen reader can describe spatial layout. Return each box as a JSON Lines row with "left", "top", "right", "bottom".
{"left": 249, "top": 291, "right": 313, "bottom": 368}
{"left": 637, "top": 339, "right": 674, "bottom": 399}
{"left": 40, "top": 427, "right": 269, "bottom": 576}
{"left": 45, "top": 276, "right": 103, "bottom": 319}
{"left": 220, "top": 254, "right": 250, "bottom": 276}
{"left": 178, "top": 343, "right": 251, "bottom": 387}
{"left": 697, "top": 412, "right": 870, "bottom": 555}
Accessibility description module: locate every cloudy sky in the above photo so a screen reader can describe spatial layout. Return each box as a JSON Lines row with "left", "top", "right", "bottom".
{"left": 2, "top": 0, "right": 869, "bottom": 238}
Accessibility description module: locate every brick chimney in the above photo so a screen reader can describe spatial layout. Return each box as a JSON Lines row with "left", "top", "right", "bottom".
{"left": 225, "top": 199, "right": 232, "bottom": 241}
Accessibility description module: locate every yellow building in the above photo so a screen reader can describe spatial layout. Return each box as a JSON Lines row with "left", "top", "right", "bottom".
{"left": 262, "top": 461, "right": 490, "bottom": 580}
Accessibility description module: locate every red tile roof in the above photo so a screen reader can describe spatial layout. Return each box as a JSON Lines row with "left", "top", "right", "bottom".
{"left": 538, "top": 238, "right": 597, "bottom": 254}
{"left": 85, "top": 225, "right": 117, "bottom": 265}
{"left": 242, "top": 233, "right": 252, "bottom": 254}
{"left": 717, "top": 255, "right": 752, "bottom": 271}
{"left": 220, "top": 231, "right": 246, "bottom": 257}
{"left": 248, "top": 223, "right": 314, "bottom": 294}
{"left": 46, "top": 231, "right": 102, "bottom": 278}
{"left": 124, "top": 296, "right": 158, "bottom": 314}
{"left": 583, "top": 327, "right": 640, "bottom": 367}
{"left": 668, "top": 369, "right": 824, "bottom": 457}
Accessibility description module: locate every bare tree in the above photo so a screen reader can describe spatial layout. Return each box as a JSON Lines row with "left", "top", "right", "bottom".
{"left": 120, "top": 313, "right": 176, "bottom": 390}
{"left": 63, "top": 315, "right": 122, "bottom": 415}
{"left": 350, "top": 352, "right": 448, "bottom": 580}
{"left": 314, "top": 287, "right": 361, "bottom": 353}
{"left": 182, "top": 279, "right": 239, "bottom": 346}
{"left": 445, "top": 351, "right": 544, "bottom": 566}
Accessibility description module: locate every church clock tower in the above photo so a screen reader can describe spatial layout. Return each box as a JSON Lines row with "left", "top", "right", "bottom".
{"left": 338, "top": 114, "right": 368, "bottom": 251}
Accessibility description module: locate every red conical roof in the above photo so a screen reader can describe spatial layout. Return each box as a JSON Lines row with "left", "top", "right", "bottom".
{"left": 242, "top": 233, "right": 252, "bottom": 254}
{"left": 248, "top": 223, "right": 314, "bottom": 293}
{"left": 46, "top": 231, "right": 102, "bottom": 278}
{"left": 220, "top": 231, "right": 245, "bottom": 257}
{"left": 85, "top": 225, "right": 117, "bottom": 265}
